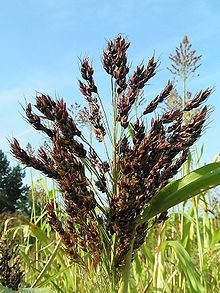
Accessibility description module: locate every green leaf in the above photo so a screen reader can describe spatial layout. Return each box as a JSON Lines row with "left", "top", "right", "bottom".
{"left": 0, "top": 285, "right": 16, "bottom": 293}
{"left": 211, "top": 227, "right": 220, "bottom": 245}
{"left": 28, "top": 222, "right": 50, "bottom": 243}
{"left": 197, "top": 144, "right": 204, "bottom": 164}
{"left": 19, "top": 289, "right": 52, "bottom": 293}
{"left": 127, "top": 123, "right": 135, "bottom": 139}
{"left": 139, "top": 162, "right": 220, "bottom": 222}
{"left": 166, "top": 241, "right": 206, "bottom": 293}
{"left": 133, "top": 252, "right": 142, "bottom": 276}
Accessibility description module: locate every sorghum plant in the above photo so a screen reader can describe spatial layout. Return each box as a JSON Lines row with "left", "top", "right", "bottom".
{"left": 10, "top": 35, "right": 216, "bottom": 291}
{"left": 165, "top": 36, "right": 215, "bottom": 291}
{"left": 168, "top": 36, "right": 201, "bottom": 98}
{"left": 166, "top": 35, "right": 203, "bottom": 116}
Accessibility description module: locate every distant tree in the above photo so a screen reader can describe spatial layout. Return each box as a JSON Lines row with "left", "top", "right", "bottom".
{"left": 0, "top": 149, "right": 29, "bottom": 213}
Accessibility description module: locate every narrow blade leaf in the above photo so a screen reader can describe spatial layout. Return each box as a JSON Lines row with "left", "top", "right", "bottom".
{"left": 166, "top": 241, "right": 206, "bottom": 293}
{"left": 140, "top": 162, "right": 220, "bottom": 222}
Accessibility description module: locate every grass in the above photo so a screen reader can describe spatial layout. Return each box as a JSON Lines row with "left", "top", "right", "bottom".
{"left": 1, "top": 182, "right": 220, "bottom": 292}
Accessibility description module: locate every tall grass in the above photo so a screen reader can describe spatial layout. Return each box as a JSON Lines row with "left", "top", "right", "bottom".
{"left": 1, "top": 177, "right": 219, "bottom": 292}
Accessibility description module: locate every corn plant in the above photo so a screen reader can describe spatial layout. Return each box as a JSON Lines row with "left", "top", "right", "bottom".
{"left": 9, "top": 35, "right": 220, "bottom": 292}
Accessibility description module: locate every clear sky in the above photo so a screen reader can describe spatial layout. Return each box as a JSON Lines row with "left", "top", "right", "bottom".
{"left": 0, "top": 0, "right": 220, "bottom": 168}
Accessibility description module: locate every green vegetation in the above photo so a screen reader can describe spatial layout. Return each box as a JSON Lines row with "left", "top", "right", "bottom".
{"left": 0, "top": 150, "right": 29, "bottom": 214}
{"left": 0, "top": 36, "right": 220, "bottom": 292}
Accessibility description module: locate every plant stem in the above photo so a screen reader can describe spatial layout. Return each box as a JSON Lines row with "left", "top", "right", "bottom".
{"left": 111, "top": 77, "right": 118, "bottom": 197}
{"left": 31, "top": 238, "right": 62, "bottom": 288}
{"left": 179, "top": 57, "right": 188, "bottom": 291}
{"left": 97, "top": 92, "right": 113, "bottom": 144}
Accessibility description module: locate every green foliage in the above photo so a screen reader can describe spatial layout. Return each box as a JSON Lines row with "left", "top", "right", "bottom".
{"left": 140, "top": 162, "right": 220, "bottom": 222}
{"left": 0, "top": 178, "right": 219, "bottom": 292}
{"left": 0, "top": 150, "right": 29, "bottom": 214}
{"left": 0, "top": 230, "right": 23, "bottom": 291}
{"left": 166, "top": 241, "right": 206, "bottom": 293}
{"left": 0, "top": 285, "right": 52, "bottom": 292}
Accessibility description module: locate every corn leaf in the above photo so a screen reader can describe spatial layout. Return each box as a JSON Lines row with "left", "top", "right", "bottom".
{"left": 139, "top": 162, "right": 220, "bottom": 222}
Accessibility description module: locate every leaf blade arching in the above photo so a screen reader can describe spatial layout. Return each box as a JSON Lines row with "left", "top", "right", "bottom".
{"left": 139, "top": 162, "right": 220, "bottom": 223}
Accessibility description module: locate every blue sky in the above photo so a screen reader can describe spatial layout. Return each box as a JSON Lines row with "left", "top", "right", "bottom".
{"left": 0, "top": 0, "right": 220, "bottom": 169}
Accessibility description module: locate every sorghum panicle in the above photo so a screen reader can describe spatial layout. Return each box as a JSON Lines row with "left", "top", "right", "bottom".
{"left": 11, "top": 94, "right": 102, "bottom": 264}
{"left": 79, "top": 58, "right": 106, "bottom": 142}
{"left": 118, "top": 57, "right": 157, "bottom": 128}
{"left": 103, "top": 35, "right": 130, "bottom": 94}
{"left": 10, "top": 35, "right": 212, "bottom": 271}
{"left": 107, "top": 87, "right": 210, "bottom": 267}
{"left": 168, "top": 35, "right": 202, "bottom": 79}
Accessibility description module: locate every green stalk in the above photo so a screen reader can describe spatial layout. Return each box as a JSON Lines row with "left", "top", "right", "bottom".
{"left": 192, "top": 197, "right": 204, "bottom": 270}
{"left": 97, "top": 92, "right": 113, "bottom": 144}
{"left": 103, "top": 137, "right": 112, "bottom": 167}
{"left": 31, "top": 238, "right": 62, "bottom": 287}
{"left": 153, "top": 222, "right": 166, "bottom": 290}
{"left": 179, "top": 56, "right": 188, "bottom": 291}
{"left": 180, "top": 55, "right": 206, "bottom": 284}
{"left": 30, "top": 169, "right": 36, "bottom": 222}
{"left": 110, "top": 76, "right": 120, "bottom": 290}
{"left": 192, "top": 145, "right": 204, "bottom": 275}
{"left": 89, "top": 123, "right": 93, "bottom": 182}
{"left": 111, "top": 77, "right": 118, "bottom": 197}
{"left": 182, "top": 61, "right": 187, "bottom": 109}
